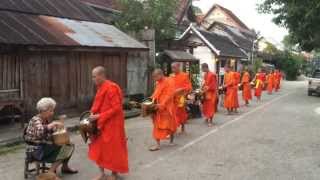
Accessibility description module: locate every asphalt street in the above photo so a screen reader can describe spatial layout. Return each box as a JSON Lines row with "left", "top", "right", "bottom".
{"left": 1, "top": 80, "right": 320, "bottom": 180}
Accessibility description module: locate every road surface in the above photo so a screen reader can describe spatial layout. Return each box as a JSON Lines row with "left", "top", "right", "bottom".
{"left": 1, "top": 80, "right": 320, "bottom": 180}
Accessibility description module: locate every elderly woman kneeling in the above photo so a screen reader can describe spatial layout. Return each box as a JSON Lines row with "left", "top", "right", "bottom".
{"left": 24, "top": 97, "right": 78, "bottom": 175}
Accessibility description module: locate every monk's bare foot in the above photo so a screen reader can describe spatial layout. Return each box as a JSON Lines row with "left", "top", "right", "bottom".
{"left": 168, "top": 142, "right": 176, "bottom": 146}
{"left": 149, "top": 145, "right": 160, "bottom": 151}
{"left": 92, "top": 174, "right": 106, "bottom": 180}
{"left": 107, "top": 175, "right": 117, "bottom": 180}
{"left": 208, "top": 123, "right": 213, "bottom": 127}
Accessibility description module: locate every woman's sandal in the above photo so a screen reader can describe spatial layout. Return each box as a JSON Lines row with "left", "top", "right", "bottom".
{"left": 61, "top": 167, "right": 78, "bottom": 174}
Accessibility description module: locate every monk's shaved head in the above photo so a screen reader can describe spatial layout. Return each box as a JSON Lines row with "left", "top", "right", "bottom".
{"left": 201, "top": 63, "right": 209, "bottom": 72}
{"left": 92, "top": 66, "right": 106, "bottom": 77}
{"left": 171, "top": 62, "right": 182, "bottom": 74}
{"left": 152, "top": 68, "right": 164, "bottom": 81}
{"left": 171, "top": 62, "right": 181, "bottom": 68}
{"left": 153, "top": 68, "right": 164, "bottom": 76}
{"left": 92, "top": 66, "right": 106, "bottom": 85}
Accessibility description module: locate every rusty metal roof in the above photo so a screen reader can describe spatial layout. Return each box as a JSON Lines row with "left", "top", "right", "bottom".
{"left": 0, "top": 10, "right": 147, "bottom": 50}
{"left": 0, "top": 0, "right": 104, "bottom": 23}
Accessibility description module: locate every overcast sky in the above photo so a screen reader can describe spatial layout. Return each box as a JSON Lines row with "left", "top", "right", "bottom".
{"left": 193, "top": 0, "right": 288, "bottom": 48}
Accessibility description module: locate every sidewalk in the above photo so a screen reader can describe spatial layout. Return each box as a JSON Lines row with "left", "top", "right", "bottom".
{"left": 0, "top": 109, "right": 141, "bottom": 147}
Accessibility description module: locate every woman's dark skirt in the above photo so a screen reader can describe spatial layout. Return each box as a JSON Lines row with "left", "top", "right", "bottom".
{"left": 41, "top": 144, "right": 74, "bottom": 163}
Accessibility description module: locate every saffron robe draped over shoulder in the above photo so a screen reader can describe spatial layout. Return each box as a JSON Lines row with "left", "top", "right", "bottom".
{"left": 224, "top": 71, "right": 236, "bottom": 109}
{"left": 267, "top": 74, "right": 274, "bottom": 93}
{"left": 233, "top": 72, "right": 241, "bottom": 108}
{"left": 202, "top": 71, "right": 217, "bottom": 119}
{"left": 170, "top": 72, "right": 192, "bottom": 126}
{"left": 274, "top": 71, "right": 282, "bottom": 91}
{"left": 151, "top": 77, "right": 176, "bottom": 140}
{"left": 241, "top": 71, "right": 252, "bottom": 101}
{"left": 89, "top": 80, "right": 129, "bottom": 173}
{"left": 254, "top": 73, "right": 264, "bottom": 98}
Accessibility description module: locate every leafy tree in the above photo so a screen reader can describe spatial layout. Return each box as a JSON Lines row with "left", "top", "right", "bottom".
{"left": 253, "top": 57, "right": 263, "bottom": 74}
{"left": 263, "top": 42, "right": 278, "bottom": 55}
{"left": 258, "top": 0, "right": 320, "bottom": 52}
{"left": 277, "top": 51, "right": 304, "bottom": 80}
{"left": 116, "top": 0, "right": 179, "bottom": 50}
{"left": 282, "top": 35, "right": 298, "bottom": 52}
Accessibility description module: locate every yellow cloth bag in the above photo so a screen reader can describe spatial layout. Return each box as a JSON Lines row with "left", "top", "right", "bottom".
{"left": 178, "top": 96, "right": 186, "bottom": 107}
{"left": 255, "top": 80, "right": 261, "bottom": 89}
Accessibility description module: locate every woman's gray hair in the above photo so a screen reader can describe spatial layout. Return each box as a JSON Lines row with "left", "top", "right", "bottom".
{"left": 36, "top": 97, "right": 57, "bottom": 112}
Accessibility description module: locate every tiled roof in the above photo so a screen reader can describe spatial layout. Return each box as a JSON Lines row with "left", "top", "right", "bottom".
{"left": 209, "top": 22, "right": 256, "bottom": 52}
{"left": 198, "top": 29, "right": 247, "bottom": 58}
{"left": 164, "top": 50, "right": 198, "bottom": 62}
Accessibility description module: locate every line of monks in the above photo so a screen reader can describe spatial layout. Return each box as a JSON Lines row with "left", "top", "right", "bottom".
{"left": 150, "top": 63, "right": 282, "bottom": 151}
{"left": 86, "top": 64, "right": 282, "bottom": 180}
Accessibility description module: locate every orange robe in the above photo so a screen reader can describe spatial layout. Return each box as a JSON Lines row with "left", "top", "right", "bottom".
{"left": 274, "top": 71, "right": 282, "bottom": 91}
{"left": 202, "top": 71, "right": 217, "bottom": 119}
{"left": 151, "top": 77, "right": 176, "bottom": 140}
{"left": 241, "top": 71, "right": 252, "bottom": 101}
{"left": 233, "top": 72, "right": 241, "bottom": 108}
{"left": 267, "top": 74, "right": 274, "bottom": 93}
{"left": 89, "top": 80, "right": 128, "bottom": 173}
{"left": 224, "top": 71, "right": 236, "bottom": 109}
{"left": 170, "top": 72, "right": 192, "bottom": 126}
{"left": 254, "top": 73, "right": 264, "bottom": 98}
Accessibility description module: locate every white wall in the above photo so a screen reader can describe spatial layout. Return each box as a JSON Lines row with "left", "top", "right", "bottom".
{"left": 193, "top": 46, "right": 216, "bottom": 73}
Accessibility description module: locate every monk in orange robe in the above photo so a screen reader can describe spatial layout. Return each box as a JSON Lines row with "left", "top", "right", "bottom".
{"left": 149, "top": 69, "right": 176, "bottom": 151}
{"left": 170, "top": 62, "right": 192, "bottom": 133}
{"left": 266, "top": 71, "right": 274, "bottom": 94}
{"left": 89, "top": 66, "right": 128, "bottom": 180}
{"left": 201, "top": 63, "right": 217, "bottom": 127}
{"left": 233, "top": 70, "right": 241, "bottom": 112}
{"left": 241, "top": 68, "right": 252, "bottom": 105}
{"left": 224, "top": 66, "right": 236, "bottom": 115}
{"left": 254, "top": 68, "right": 265, "bottom": 101}
{"left": 274, "top": 69, "right": 282, "bottom": 92}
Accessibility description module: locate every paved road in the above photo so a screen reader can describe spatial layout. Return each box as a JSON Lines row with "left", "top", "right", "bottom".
{"left": 2, "top": 81, "right": 320, "bottom": 180}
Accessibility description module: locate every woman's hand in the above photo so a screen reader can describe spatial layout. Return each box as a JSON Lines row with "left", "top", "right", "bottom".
{"left": 47, "top": 121, "right": 63, "bottom": 130}
{"left": 175, "top": 88, "right": 185, "bottom": 95}
{"left": 89, "top": 114, "right": 100, "bottom": 122}
{"left": 203, "top": 86, "right": 209, "bottom": 92}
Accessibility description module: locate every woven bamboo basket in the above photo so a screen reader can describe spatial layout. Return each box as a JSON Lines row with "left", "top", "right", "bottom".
{"left": 36, "top": 172, "right": 58, "bottom": 180}
{"left": 52, "top": 129, "right": 70, "bottom": 145}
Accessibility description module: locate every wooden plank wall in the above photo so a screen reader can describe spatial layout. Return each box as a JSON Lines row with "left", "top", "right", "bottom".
{"left": 0, "top": 55, "right": 21, "bottom": 100}
{"left": 18, "top": 51, "right": 127, "bottom": 115}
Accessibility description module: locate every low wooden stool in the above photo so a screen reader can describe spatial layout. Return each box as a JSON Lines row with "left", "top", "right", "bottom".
{"left": 24, "top": 151, "right": 49, "bottom": 179}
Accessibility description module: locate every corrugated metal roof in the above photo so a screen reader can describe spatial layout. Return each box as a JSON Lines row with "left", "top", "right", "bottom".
{"left": 164, "top": 50, "right": 198, "bottom": 62}
{"left": 0, "top": 0, "right": 104, "bottom": 23}
{"left": 0, "top": 11, "right": 147, "bottom": 49}
{"left": 80, "top": 0, "right": 120, "bottom": 11}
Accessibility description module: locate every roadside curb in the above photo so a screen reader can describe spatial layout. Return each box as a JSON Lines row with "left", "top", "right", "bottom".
{"left": 0, "top": 109, "right": 141, "bottom": 149}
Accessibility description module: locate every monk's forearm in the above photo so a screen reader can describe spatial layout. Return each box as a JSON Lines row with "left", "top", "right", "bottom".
{"left": 97, "top": 105, "right": 121, "bottom": 129}
{"left": 158, "top": 96, "right": 172, "bottom": 110}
